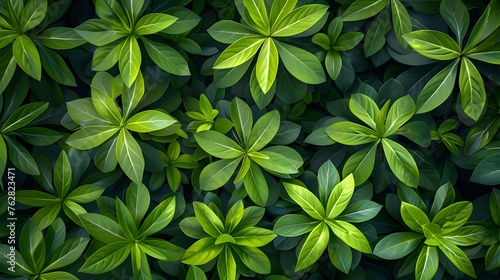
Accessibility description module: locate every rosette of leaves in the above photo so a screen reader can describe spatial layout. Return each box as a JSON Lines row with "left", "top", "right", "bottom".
{"left": 373, "top": 183, "right": 485, "bottom": 280}
{"left": 16, "top": 150, "right": 105, "bottom": 229}
{"left": 484, "top": 189, "right": 500, "bottom": 271}
{"left": 0, "top": 218, "right": 89, "bottom": 280}
{"left": 312, "top": 17, "right": 363, "bottom": 80}
{"left": 0, "top": 90, "right": 60, "bottom": 180}
{"left": 208, "top": 0, "right": 328, "bottom": 96}
{"left": 179, "top": 200, "right": 276, "bottom": 280}
{"left": 273, "top": 161, "right": 380, "bottom": 273}
{"left": 430, "top": 119, "right": 464, "bottom": 157}
{"left": 403, "top": 0, "right": 500, "bottom": 120}
{"left": 78, "top": 183, "right": 184, "bottom": 278}
{"left": 75, "top": 0, "right": 190, "bottom": 87}
{"left": 185, "top": 94, "right": 233, "bottom": 134}
{"left": 0, "top": 0, "right": 86, "bottom": 92}
{"left": 326, "top": 93, "right": 426, "bottom": 188}
{"left": 194, "top": 97, "right": 303, "bottom": 206}
{"left": 65, "top": 72, "right": 178, "bottom": 185}
{"left": 341, "top": 0, "right": 412, "bottom": 56}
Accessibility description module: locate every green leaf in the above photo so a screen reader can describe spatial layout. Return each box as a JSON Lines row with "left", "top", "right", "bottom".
{"left": 400, "top": 202, "right": 429, "bottom": 233}
{"left": 230, "top": 97, "right": 253, "bottom": 144}
{"left": 391, "top": 0, "right": 412, "bottom": 48}
{"left": 36, "top": 27, "right": 86, "bottom": 50}
{"left": 440, "top": 0, "right": 469, "bottom": 47}
{"left": 187, "top": 265, "right": 207, "bottom": 280}
{"left": 124, "top": 183, "right": 149, "bottom": 226}
{"left": 16, "top": 190, "right": 58, "bottom": 206}
{"left": 333, "top": 32, "right": 364, "bottom": 51}
{"left": 382, "top": 138, "right": 419, "bottom": 188}
{"left": 66, "top": 98, "right": 112, "bottom": 127}
{"left": 135, "top": 13, "right": 177, "bottom": 35}
{"left": 250, "top": 151, "right": 298, "bottom": 175}
{"left": 443, "top": 225, "right": 486, "bottom": 246}
{"left": 116, "top": 129, "right": 144, "bottom": 185}
{"left": 230, "top": 245, "right": 271, "bottom": 274}
{"left": 66, "top": 125, "right": 119, "bottom": 150}
{"left": 415, "top": 245, "right": 439, "bottom": 280}
{"left": 180, "top": 217, "right": 208, "bottom": 239}
{"left": 0, "top": 49, "right": 16, "bottom": 93}
{"left": 218, "top": 246, "right": 237, "bottom": 280}
{"left": 43, "top": 238, "right": 89, "bottom": 272}
{"left": 491, "top": 189, "right": 500, "bottom": 226}
{"left": 214, "top": 36, "right": 265, "bottom": 69}
{"left": 208, "top": 20, "right": 258, "bottom": 44}
{"left": 438, "top": 238, "right": 476, "bottom": 278}
{"left": 246, "top": 111, "right": 280, "bottom": 152}
{"left": 430, "top": 183, "right": 455, "bottom": 220}
{"left": 283, "top": 181, "right": 325, "bottom": 220}
{"left": 384, "top": 95, "right": 415, "bottom": 136}
{"left": 350, "top": 93, "right": 380, "bottom": 130}
{"left": 432, "top": 201, "right": 472, "bottom": 233}
{"left": 225, "top": 201, "right": 244, "bottom": 233}
{"left": 459, "top": 57, "right": 486, "bottom": 121}
{"left": 139, "top": 239, "right": 184, "bottom": 261}
{"left": 125, "top": 110, "right": 176, "bottom": 133}
{"left": 342, "top": 142, "right": 378, "bottom": 186}
{"left": 75, "top": 19, "right": 128, "bottom": 46}
{"left": 470, "top": 153, "right": 500, "bottom": 185}
{"left": 91, "top": 39, "right": 123, "bottom": 71}
{"left": 119, "top": 36, "right": 141, "bottom": 88}
{"left": 403, "top": 30, "right": 461, "bottom": 60}
{"left": 182, "top": 237, "right": 223, "bottom": 265}
{"left": 317, "top": 160, "right": 340, "bottom": 205}
{"left": 20, "top": 0, "right": 47, "bottom": 32}
{"left": 121, "top": 71, "right": 144, "bottom": 119}
{"left": 273, "top": 214, "right": 320, "bottom": 237}
{"left": 54, "top": 151, "right": 72, "bottom": 198}
{"left": 295, "top": 222, "right": 329, "bottom": 271}
{"left": 326, "top": 121, "right": 378, "bottom": 145}
{"left": 13, "top": 35, "right": 41, "bottom": 80}
{"left": 95, "top": 0, "right": 128, "bottom": 26}
{"left": 275, "top": 41, "right": 325, "bottom": 84}
{"left": 79, "top": 241, "right": 132, "bottom": 274}
{"left": 232, "top": 227, "right": 276, "bottom": 247}
{"left": 121, "top": 0, "right": 143, "bottom": 22}
{"left": 364, "top": 7, "right": 391, "bottom": 56}
{"left": 255, "top": 38, "right": 278, "bottom": 93}
{"left": 20, "top": 220, "right": 46, "bottom": 272}
{"left": 328, "top": 237, "right": 352, "bottom": 274}
{"left": 243, "top": 0, "right": 269, "bottom": 33}
{"left": 40, "top": 271, "right": 78, "bottom": 279}
{"left": 200, "top": 158, "right": 242, "bottom": 191}
{"left": 4, "top": 136, "right": 39, "bottom": 175}
{"left": 193, "top": 201, "right": 224, "bottom": 237}
{"left": 139, "top": 196, "right": 176, "bottom": 237}
{"left": 243, "top": 161, "right": 268, "bottom": 206}
{"left": 1, "top": 102, "right": 48, "bottom": 133}
{"left": 80, "top": 213, "right": 128, "bottom": 243}
{"left": 271, "top": 4, "right": 328, "bottom": 37}
{"left": 0, "top": 30, "right": 18, "bottom": 49}
{"left": 337, "top": 200, "right": 383, "bottom": 223}
{"left": 32, "top": 204, "right": 61, "bottom": 230}
{"left": 327, "top": 220, "right": 372, "bottom": 253}
{"left": 194, "top": 130, "right": 244, "bottom": 159}
{"left": 485, "top": 243, "right": 500, "bottom": 271}
{"left": 326, "top": 174, "right": 355, "bottom": 219}
{"left": 38, "top": 44, "right": 76, "bottom": 86}
{"left": 373, "top": 232, "right": 424, "bottom": 260}
{"left": 269, "top": 0, "right": 297, "bottom": 29}
{"left": 91, "top": 76, "right": 122, "bottom": 123}
{"left": 65, "top": 185, "right": 103, "bottom": 205}
{"left": 464, "top": 0, "right": 500, "bottom": 51}
{"left": 465, "top": 117, "right": 500, "bottom": 155}
{"left": 312, "top": 33, "right": 330, "bottom": 50}
{"left": 325, "top": 50, "right": 342, "bottom": 80}
{"left": 415, "top": 59, "right": 459, "bottom": 114}
{"left": 342, "top": 0, "right": 389, "bottom": 21}
{"left": 142, "top": 37, "right": 190, "bottom": 76}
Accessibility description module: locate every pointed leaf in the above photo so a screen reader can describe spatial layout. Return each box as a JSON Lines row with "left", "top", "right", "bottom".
{"left": 295, "top": 222, "right": 329, "bottom": 271}
{"left": 283, "top": 182, "right": 325, "bottom": 220}
{"left": 116, "top": 129, "right": 144, "bottom": 185}
{"left": 275, "top": 41, "right": 325, "bottom": 84}
{"left": 403, "top": 30, "right": 461, "bottom": 60}
{"left": 194, "top": 130, "right": 244, "bottom": 159}
{"left": 326, "top": 174, "right": 355, "bottom": 219}
{"left": 382, "top": 138, "right": 419, "bottom": 188}
{"left": 271, "top": 4, "right": 328, "bottom": 37}
{"left": 459, "top": 57, "right": 486, "bottom": 121}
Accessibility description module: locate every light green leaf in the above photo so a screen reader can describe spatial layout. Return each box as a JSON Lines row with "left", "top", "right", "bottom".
{"left": 208, "top": 20, "right": 258, "bottom": 44}
{"left": 119, "top": 36, "right": 141, "bottom": 88}
{"left": 13, "top": 35, "right": 41, "bottom": 80}
{"left": 121, "top": 0, "right": 144, "bottom": 22}
{"left": 296, "top": 222, "right": 329, "bottom": 271}
{"left": 142, "top": 37, "right": 190, "bottom": 76}
{"left": 327, "top": 220, "right": 372, "bottom": 253}
{"left": 214, "top": 36, "right": 265, "bottom": 69}
{"left": 350, "top": 93, "right": 379, "bottom": 130}
{"left": 464, "top": 0, "right": 500, "bottom": 51}
{"left": 230, "top": 245, "right": 271, "bottom": 274}
{"left": 459, "top": 57, "right": 486, "bottom": 121}
{"left": 66, "top": 184, "right": 104, "bottom": 204}
{"left": 326, "top": 121, "right": 378, "bottom": 145}
{"left": 67, "top": 98, "right": 112, "bottom": 127}
{"left": 75, "top": 19, "right": 128, "bottom": 46}
{"left": 200, "top": 158, "right": 242, "bottom": 191}
{"left": 250, "top": 150, "right": 299, "bottom": 175}
{"left": 243, "top": 161, "right": 268, "bottom": 206}
{"left": 328, "top": 237, "right": 352, "bottom": 273}
{"left": 275, "top": 40, "right": 325, "bottom": 84}
{"left": 36, "top": 27, "right": 86, "bottom": 50}
{"left": 0, "top": 30, "right": 18, "bottom": 49}
{"left": 443, "top": 225, "right": 486, "bottom": 246}
{"left": 403, "top": 30, "right": 461, "bottom": 60}
{"left": 78, "top": 241, "right": 132, "bottom": 274}
{"left": 243, "top": 0, "right": 269, "bottom": 33}
{"left": 20, "top": 0, "right": 47, "bottom": 32}
{"left": 135, "top": 13, "right": 177, "bottom": 35}
{"left": 432, "top": 201, "right": 472, "bottom": 234}
{"left": 186, "top": 265, "right": 207, "bottom": 280}
{"left": 415, "top": 245, "right": 439, "bottom": 280}
{"left": 391, "top": 0, "right": 412, "bottom": 48}
{"left": 269, "top": 0, "right": 298, "bottom": 28}
{"left": 4, "top": 136, "right": 39, "bottom": 175}
{"left": 373, "top": 232, "right": 423, "bottom": 260}
{"left": 193, "top": 201, "right": 224, "bottom": 237}
{"left": 342, "top": 0, "right": 389, "bottom": 21}
{"left": 273, "top": 214, "right": 320, "bottom": 237}
{"left": 283, "top": 181, "right": 325, "bottom": 220}
{"left": 342, "top": 142, "right": 378, "bottom": 186}
{"left": 255, "top": 38, "right": 278, "bottom": 93}
{"left": 384, "top": 95, "right": 415, "bottom": 136}
{"left": 325, "top": 50, "right": 342, "bottom": 80}
{"left": 92, "top": 39, "right": 125, "bottom": 71}
{"left": 271, "top": 4, "right": 328, "bottom": 37}
{"left": 125, "top": 110, "right": 176, "bottom": 133}
{"left": 232, "top": 227, "right": 276, "bottom": 247}
{"left": 326, "top": 174, "right": 355, "bottom": 219}
{"left": 139, "top": 239, "right": 184, "bottom": 261}
{"left": 80, "top": 213, "right": 127, "bottom": 243}
{"left": 116, "top": 129, "right": 144, "bottom": 185}
{"left": 139, "top": 196, "right": 176, "bottom": 237}
{"left": 1, "top": 102, "right": 48, "bottom": 133}
{"left": 91, "top": 74, "right": 122, "bottom": 123}
{"left": 400, "top": 202, "right": 429, "bottom": 233}
{"left": 438, "top": 238, "right": 476, "bottom": 278}
{"left": 66, "top": 125, "right": 119, "bottom": 150}
{"left": 382, "top": 138, "right": 419, "bottom": 188}
{"left": 415, "top": 59, "right": 459, "bottom": 114}
{"left": 182, "top": 237, "right": 223, "bottom": 265}
{"left": 195, "top": 130, "right": 244, "bottom": 159}
{"left": 54, "top": 151, "right": 72, "bottom": 198}
{"left": 218, "top": 246, "right": 237, "bottom": 280}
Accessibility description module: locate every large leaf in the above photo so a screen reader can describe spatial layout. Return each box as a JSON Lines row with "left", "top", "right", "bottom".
{"left": 403, "top": 30, "right": 461, "bottom": 60}
{"left": 295, "top": 222, "right": 329, "bottom": 271}
{"left": 43, "top": 238, "right": 89, "bottom": 272}
{"left": 342, "top": 0, "right": 389, "bottom": 21}
{"left": 464, "top": 0, "right": 500, "bottom": 51}
{"left": 459, "top": 57, "right": 486, "bottom": 121}
{"left": 382, "top": 138, "right": 419, "bottom": 188}
{"left": 400, "top": 202, "right": 429, "bottom": 233}
{"left": 273, "top": 214, "right": 319, "bottom": 237}
{"left": 38, "top": 45, "right": 76, "bottom": 86}
{"left": 326, "top": 121, "right": 378, "bottom": 145}
{"left": 415, "top": 245, "right": 439, "bottom": 280}
{"left": 4, "top": 136, "right": 39, "bottom": 175}
{"left": 391, "top": 0, "right": 412, "bottom": 48}
{"left": 440, "top": 0, "right": 469, "bottom": 47}
{"left": 199, "top": 158, "right": 242, "bottom": 191}
{"left": 13, "top": 35, "right": 41, "bottom": 80}
{"left": 139, "top": 196, "right": 176, "bottom": 237}
{"left": 384, "top": 95, "right": 415, "bottom": 136}
{"left": 283, "top": 181, "right": 325, "bottom": 220}
{"left": 269, "top": 0, "right": 298, "bottom": 29}
{"left": 125, "top": 110, "right": 177, "bottom": 133}
{"left": 79, "top": 213, "right": 128, "bottom": 243}
{"left": 195, "top": 130, "right": 244, "bottom": 159}
{"left": 243, "top": 161, "right": 269, "bottom": 206}
{"left": 142, "top": 37, "right": 190, "bottom": 76}
{"left": 271, "top": 4, "right": 328, "bottom": 37}
{"left": 327, "top": 220, "right": 372, "bottom": 253}
{"left": 182, "top": 237, "right": 223, "bottom": 265}
{"left": 350, "top": 94, "right": 380, "bottom": 130}
{"left": 75, "top": 19, "right": 128, "bottom": 46}
{"left": 337, "top": 200, "right": 383, "bottom": 223}
{"left": 218, "top": 246, "right": 237, "bottom": 280}
{"left": 20, "top": 220, "right": 46, "bottom": 272}
{"left": 232, "top": 227, "right": 276, "bottom": 247}
{"left": 66, "top": 125, "right": 119, "bottom": 150}
{"left": 326, "top": 174, "right": 355, "bottom": 219}
{"left": 126, "top": 183, "right": 150, "bottom": 225}
{"left": 1, "top": 102, "right": 48, "bottom": 133}
{"left": 342, "top": 142, "right": 378, "bottom": 186}
{"left": 364, "top": 7, "right": 391, "bottom": 56}
{"left": 328, "top": 237, "right": 352, "bottom": 274}
{"left": 432, "top": 201, "right": 472, "bottom": 233}
{"left": 255, "top": 38, "right": 278, "bottom": 93}
{"left": 36, "top": 27, "right": 86, "bottom": 50}
{"left": 230, "top": 245, "right": 270, "bottom": 274}
{"left": 275, "top": 41, "right": 325, "bottom": 84}
{"left": 135, "top": 13, "right": 177, "bottom": 35}
{"left": 20, "top": 0, "right": 47, "bottom": 32}
{"left": 116, "top": 129, "right": 145, "bottom": 185}
{"left": 373, "top": 232, "right": 423, "bottom": 260}
{"left": 246, "top": 110, "right": 280, "bottom": 152}
{"left": 119, "top": 36, "right": 141, "bottom": 88}
{"left": 208, "top": 20, "right": 258, "bottom": 44}
{"left": 438, "top": 239, "right": 476, "bottom": 278}
{"left": 213, "top": 36, "right": 265, "bottom": 69}
{"left": 470, "top": 153, "right": 500, "bottom": 185}
{"left": 317, "top": 160, "right": 340, "bottom": 204}
{"left": 121, "top": 0, "right": 144, "bottom": 22}
{"left": 79, "top": 241, "right": 132, "bottom": 274}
